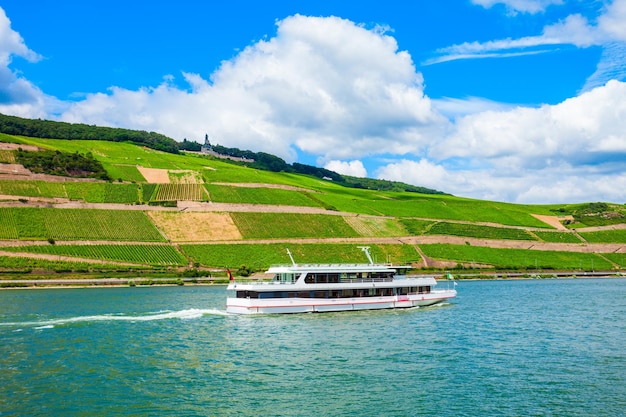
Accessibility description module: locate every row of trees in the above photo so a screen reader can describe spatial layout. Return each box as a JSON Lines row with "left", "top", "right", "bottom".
{"left": 0, "top": 113, "right": 180, "bottom": 154}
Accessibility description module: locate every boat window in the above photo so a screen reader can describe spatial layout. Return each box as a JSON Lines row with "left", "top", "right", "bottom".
{"left": 258, "top": 291, "right": 291, "bottom": 299}
{"left": 274, "top": 273, "right": 296, "bottom": 283}
{"left": 306, "top": 273, "right": 341, "bottom": 284}
{"left": 236, "top": 291, "right": 259, "bottom": 299}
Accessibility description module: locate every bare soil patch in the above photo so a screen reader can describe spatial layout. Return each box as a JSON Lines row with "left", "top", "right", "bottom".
{"left": 531, "top": 214, "right": 573, "bottom": 231}
{"left": 147, "top": 211, "right": 242, "bottom": 242}
{"left": 137, "top": 166, "right": 170, "bottom": 183}
{"left": 0, "top": 143, "right": 39, "bottom": 151}
{"left": 0, "top": 164, "right": 32, "bottom": 175}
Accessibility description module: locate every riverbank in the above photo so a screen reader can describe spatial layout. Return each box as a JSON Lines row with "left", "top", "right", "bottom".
{"left": 1, "top": 270, "right": 623, "bottom": 289}
{"left": 0, "top": 277, "right": 229, "bottom": 289}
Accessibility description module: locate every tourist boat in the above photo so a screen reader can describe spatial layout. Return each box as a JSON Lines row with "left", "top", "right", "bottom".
{"left": 226, "top": 247, "right": 457, "bottom": 314}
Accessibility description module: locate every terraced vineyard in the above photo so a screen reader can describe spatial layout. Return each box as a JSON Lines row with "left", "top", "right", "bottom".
{"left": 230, "top": 212, "right": 360, "bottom": 239}
{"left": 104, "top": 183, "right": 139, "bottom": 204}
{"left": 0, "top": 208, "right": 164, "bottom": 241}
{"left": 1, "top": 132, "right": 625, "bottom": 281}
{"left": 426, "top": 222, "right": 536, "bottom": 241}
{"left": 420, "top": 244, "right": 615, "bottom": 271}
{"left": 154, "top": 184, "right": 207, "bottom": 201}
{"left": 205, "top": 184, "right": 320, "bottom": 207}
{"left": 6, "top": 244, "right": 187, "bottom": 265}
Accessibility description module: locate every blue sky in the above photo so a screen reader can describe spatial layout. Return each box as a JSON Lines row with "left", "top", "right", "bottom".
{"left": 1, "top": 0, "right": 625, "bottom": 204}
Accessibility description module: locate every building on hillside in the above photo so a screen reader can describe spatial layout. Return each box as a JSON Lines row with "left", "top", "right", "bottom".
{"left": 200, "top": 134, "right": 212, "bottom": 153}
{"left": 200, "top": 134, "right": 254, "bottom": 163}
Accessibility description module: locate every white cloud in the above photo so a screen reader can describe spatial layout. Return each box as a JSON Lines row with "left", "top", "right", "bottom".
{"left": 435, "top": 80, "right": 626, "bottom": 164}
{"left": 60, "top": 15, "right": 444, "bottom": 164}
{"left": 324, "top": 160, "right": 367, "bottom": 178}
{"left": 0, "top": 7, "right": 60, "bottom": 117}
{"left": 598, "top": 0, "right": 626, "bottom": 42}
{"left": 432, "top": 13, "right": 600, "bottom": 63}
{"left": 472, "top": 0, "right": 563, "bottom": 14}
{"left": 376, "top": 158, "right": 626, "bottom": 204}
{"left": 0, "top": 8, "right": 40, "bottom": 65}
{"left": 432, "top": 1, "right": 626, "bottom": 65}
{"left": 377, "top": 81, "right": 626, "bottom": 203}
{"left": 375, "top": 159, "right": 451, "bottom": 191}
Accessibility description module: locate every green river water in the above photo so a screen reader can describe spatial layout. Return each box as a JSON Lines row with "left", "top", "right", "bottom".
{"left": 1, "top": 278, "right": 624, "bottom": 416}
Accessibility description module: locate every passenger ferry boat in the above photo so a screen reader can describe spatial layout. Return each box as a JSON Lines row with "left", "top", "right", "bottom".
{"left": 226, "top": 247, "right": 457, "bottom": 314}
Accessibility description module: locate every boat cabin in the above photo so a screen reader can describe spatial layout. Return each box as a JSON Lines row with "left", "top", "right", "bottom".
{"left": 235, "top": 285, "right": 432, "bottom": 300}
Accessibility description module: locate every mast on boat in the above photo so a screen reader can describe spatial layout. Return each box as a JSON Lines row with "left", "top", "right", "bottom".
{"left": 358, "top": 246, "right": 374, "bottom": 265}
{"left": 286, "top": 248, "right": 297, "bottom": 266}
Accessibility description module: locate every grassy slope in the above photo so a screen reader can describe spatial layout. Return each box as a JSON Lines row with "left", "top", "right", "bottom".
{"left": 1, "top": 133, "right": 625, "bottom": 275}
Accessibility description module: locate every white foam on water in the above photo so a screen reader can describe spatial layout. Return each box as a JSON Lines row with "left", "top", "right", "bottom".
{"left": 1, "top": 308, "right": 228, "bottom": 329}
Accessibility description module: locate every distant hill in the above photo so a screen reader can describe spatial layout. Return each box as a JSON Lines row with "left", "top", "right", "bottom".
{"left": 0, "top": 113, "right": 179, "bottom": 153}
{"left": 0, "top": 113, "right": 446, "bottom": 195}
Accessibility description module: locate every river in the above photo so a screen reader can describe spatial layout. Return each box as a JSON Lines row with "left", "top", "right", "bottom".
{"left": 1, "top": 278, "right": 624, "bottom": 416}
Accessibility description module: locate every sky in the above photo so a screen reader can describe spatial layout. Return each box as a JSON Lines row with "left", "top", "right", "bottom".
{"left": 1, "top": 0, "right": 625, "bottom": 204}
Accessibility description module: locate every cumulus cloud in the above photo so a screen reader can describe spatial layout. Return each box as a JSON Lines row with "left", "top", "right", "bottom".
{"left": 0, "top": 7, "right": 60, "bottom": 117}
{"left": 0, "top": 8, "right": 40, "bottom": 65}
{"left": 598, "top": 0, "right": 626, "bottom": 42}
{"left": 61, "top": 14, "right": 444, "bottom": 164}
{"left": 434, "top": 80, "right": 626, "bottom": 165}
{"left": 324, "top": 160, "right": 367, "bottom": 178}
{"left": 376, "top": 81, "right": 626, "bottom": 203}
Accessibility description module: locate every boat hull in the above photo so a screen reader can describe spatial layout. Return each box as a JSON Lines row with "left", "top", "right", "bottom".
{"left": 226, "top": 291, "right": 456, "bottom": 314}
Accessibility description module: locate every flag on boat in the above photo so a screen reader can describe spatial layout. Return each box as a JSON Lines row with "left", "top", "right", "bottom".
{"left": 447, "top": 273, "right": 453, "bottom": 280}
{"left": 227, "top": 268, "right": 234, "bottom": 281}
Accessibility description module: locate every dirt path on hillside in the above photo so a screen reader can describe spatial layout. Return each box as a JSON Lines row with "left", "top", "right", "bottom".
{"left": 0, "top": 250, "right": 143, "bottom": 266}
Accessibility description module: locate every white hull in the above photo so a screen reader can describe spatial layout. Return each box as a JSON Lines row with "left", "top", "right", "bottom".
{"left": 226, "top": 290, "right": 456, "bottom": 315}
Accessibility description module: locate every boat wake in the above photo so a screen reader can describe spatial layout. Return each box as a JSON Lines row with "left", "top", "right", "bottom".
{"left": 1, "top": 308, "right": 228, "bottom": 330}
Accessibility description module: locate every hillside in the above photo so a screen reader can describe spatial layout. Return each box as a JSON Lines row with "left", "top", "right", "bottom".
{"left": 0, "top": 130, "right": 625, "bottom": 285}
{"left": 0, "top": 113, "right": 445, "bottom": 195}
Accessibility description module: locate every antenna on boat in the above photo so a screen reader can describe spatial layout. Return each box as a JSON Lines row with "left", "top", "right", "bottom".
{"left": 358, "top": 246, "right": 374, "bottom": 265}
{"left": 286, "top": 248, "right": 297, "bottom": 266}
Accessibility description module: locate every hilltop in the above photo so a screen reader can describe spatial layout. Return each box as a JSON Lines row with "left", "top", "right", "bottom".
{"left": 0, "top": 120, "right": 625, "bottom": 285}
